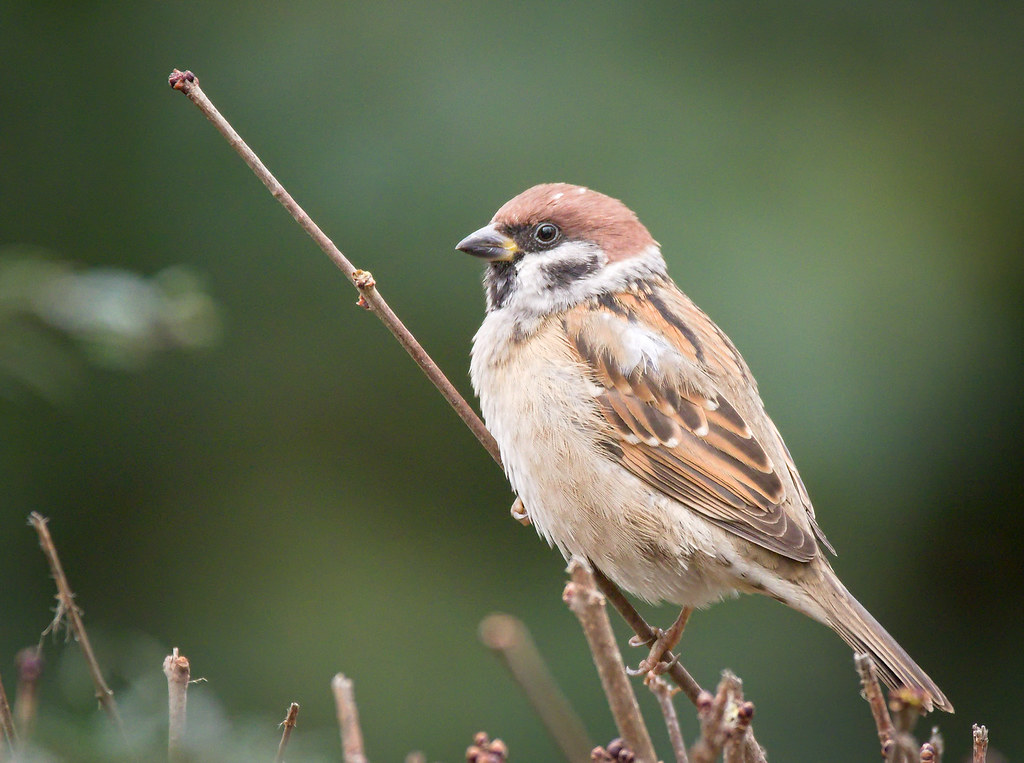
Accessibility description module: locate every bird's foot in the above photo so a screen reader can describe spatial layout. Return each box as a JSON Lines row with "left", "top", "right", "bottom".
{"left": 510, "top": 497, "right": 531, "bottom": 526}
{"left": 626, "top": 606, "right": 692, "bottom": 677}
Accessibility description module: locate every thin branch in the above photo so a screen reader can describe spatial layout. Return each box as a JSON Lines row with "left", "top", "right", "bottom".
{"left": 689, "top": 673, "right": 746, "bottom": 763}
{"left": 275, "top": 702, "right": 300, "bottom": 763}
{"left": 163, "top": 647, "right": 190, "bottom": 762}
{"left": 591, "top": 566, "right": 702, "bottom": 706}
{"left": 855, "top": 653, "right": 896, "bottom": 759}
{"left": 479, "top": 613, "right": 592, "bottom": 763}
{"left": 332, "top": 674, "right": 368, "bottom": 763}
{"left": 168, "top": 69, "right": 501, "bottom": 467}
{"left": 562, "top": 558, "right": 656, "bottom": 763}
{"left": 972, "top": 724, "right": 988, "bottom": 763}
{"left": 0, "top": 670, "right": 17, "bottom": 757}
{"left": 723, "top": 700, "right": 755, "bottom": 763}
{"left": 889, "top": 688, "right": 928, "bottom": 763}
{"left": 590, "top": 567, "right": 766, "bottom": 763}
{"left": 14, "top": 648, "right": 43, "bottom": 741}
{"left": 648, "top": 675, "right": 688, "bottom": 763}
{"left": 927, "top": 726, "right": 944, "bottom": 763}
{"left": 28, "top": 512, "right": 126, "bottom": 739}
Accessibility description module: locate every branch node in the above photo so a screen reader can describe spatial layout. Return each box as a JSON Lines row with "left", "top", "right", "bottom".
{"left": 168, "top": 69, "right": 196, "bottom": 89}
{"left": 275, "top": 702, "right": 300, "bottom": 763}
{"left": 466, "top": 731, "right": 509, "bottom": 763}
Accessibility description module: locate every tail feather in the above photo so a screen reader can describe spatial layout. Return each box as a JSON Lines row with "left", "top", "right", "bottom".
{"left": 808, "top": 566, "right": 953, "bottom": 713}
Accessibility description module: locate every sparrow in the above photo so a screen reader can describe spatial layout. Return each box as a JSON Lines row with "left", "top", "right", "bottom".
{"left": 457, "top": 183, "right": 951, "bottom": 713}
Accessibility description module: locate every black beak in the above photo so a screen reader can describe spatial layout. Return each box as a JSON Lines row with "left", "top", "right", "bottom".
{"left": 456, "top": 224, "right": 519, "bottom": 262}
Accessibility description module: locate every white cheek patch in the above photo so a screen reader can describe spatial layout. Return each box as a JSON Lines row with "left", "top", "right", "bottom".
{"left": 515, "top": 241, "right": 605, "bottom": 302}
{"left": 492, "top": 244, "right": 669, "bottom": 331}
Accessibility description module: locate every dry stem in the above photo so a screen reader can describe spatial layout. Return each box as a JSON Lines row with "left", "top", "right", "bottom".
{"left": 479, "top": 613, "right": 592, "bottom": 763}
{"left": 648, "top": 675, "right": 688, "bottom": 763}
{"left": 14, "top": 648, "right": 43, "bottom": 742}
{"left": 0, "top": 671, "right": 17, "bottom": 756}
{"left": 163, "top": 647, "right": 190, "bottom": 762}
{"left": 590, "top": 568, "right": 766, "bottom": 763}
{"left": 855, "top": 654, "right": 896, "bottom": 757}
{"left": 972, "top": 724, "right": 988, "bottom": 763}
{"left": 275, "top": 702, "right": 300, "bottom": 763}
{"left": 591, "top": 567, "right": 702, "bottom": 705}
{"left": 563, "top": 558, "right": 656, "bottom": 763}
{"left": 168, "top": 69, "right": 500, "bottom": 467}
{"left": 332, "top": 674, "right": 368, "bottom": 763}
{"left": 927, "top": 726, "right": 944, "bottom": 763}
{"left": 28, "top": 512, "right": 126, "bottom": 739}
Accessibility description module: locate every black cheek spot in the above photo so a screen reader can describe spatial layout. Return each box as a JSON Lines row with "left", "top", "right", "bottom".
{"left": 543, "top": 255, "right": 600, "bottom": 288}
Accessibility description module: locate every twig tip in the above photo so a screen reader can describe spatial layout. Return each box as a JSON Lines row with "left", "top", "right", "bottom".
{"left": 169, "top": 69, "right": 197, "bottom": 90}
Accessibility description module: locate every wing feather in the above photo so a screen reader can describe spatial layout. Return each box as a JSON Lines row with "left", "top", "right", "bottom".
{"left": 564, "top": 283, "right": 820, "bottom": 562}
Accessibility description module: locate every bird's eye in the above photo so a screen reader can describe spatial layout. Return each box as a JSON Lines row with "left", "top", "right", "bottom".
{"left": 533, "top": 223, "right": 560, "bottom": 245}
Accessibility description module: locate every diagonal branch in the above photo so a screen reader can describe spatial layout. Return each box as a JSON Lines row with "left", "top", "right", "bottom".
{"left": 168, "top": 69, "right": 500, "bottom": 467}
{"left": 563, "top": 559, "right": 657, "bottom": 763}
{"left": 29, "top": 513, "right": 126, "bottom": 740}
{"left": 479, "top": 613, "right": 593, "bottom": 763}
{"left": 0, "top": 669, "right": 17, "bottom": 756}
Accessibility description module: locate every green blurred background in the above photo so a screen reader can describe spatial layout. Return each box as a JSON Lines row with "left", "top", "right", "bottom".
{"left": 2, "top": 2, "right": 1022, "bottom": 760}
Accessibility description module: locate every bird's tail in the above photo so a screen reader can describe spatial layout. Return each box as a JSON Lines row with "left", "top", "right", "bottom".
{"left": 804, "top": 564, "right": 953, "bottom": 713}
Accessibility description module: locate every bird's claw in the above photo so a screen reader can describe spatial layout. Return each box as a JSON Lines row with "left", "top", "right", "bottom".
{"left": 510, "top": 497, "right": 531, "bottom": 526}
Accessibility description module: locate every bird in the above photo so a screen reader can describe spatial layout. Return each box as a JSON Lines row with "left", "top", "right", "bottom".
{"left": 457, "top": 182, "right": 952, "bottom": 713}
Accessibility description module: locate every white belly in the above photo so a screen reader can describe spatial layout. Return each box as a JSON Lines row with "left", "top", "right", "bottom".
{"left": 471, "top": 312, "right": 741, "bottom": 607}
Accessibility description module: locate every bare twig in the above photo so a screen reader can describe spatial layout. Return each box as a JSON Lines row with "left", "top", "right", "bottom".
{"left": 14, "top": 648, "right": 43, "bottom": 741}
{"left": 332, "top": 674, "right": 368, "bottom": 763}
{"left": 0, "top": 670, "right": 17, "bottom": 756}
{"left": 562, "top": 558, "right": 656, "bottom": 763}
{"left": 591, "top": 567, "right": 766, "bottom": 763}
{"left": 927, "top": 726, "right": 944, "bottom": 763}
{"left": 888, "top": 687, "right": 928, "bottom": 763}
{"left": 163, "top": 647, "right": 190, "bottom": 762}
{"left": 855, "top": 653, "right": 896, "bottom": 759}
{"left": 275, "top": 702, "right": 300, "bottom": 763}
{"left": 168, "top": 69, "right": 501, "bottom": 466}
{"left": 591, "top": 566, "right": 702, "bottom": 706}
{"left": 479, "top": 613, "right": 592, "bottom": 763}
{"left": 29, "top": 512, "right": 126, "bottom": 739}
{"left": 689, "top": 673, "right": 748, "bottom": 763}
{"left": 723, "top": 700, "right": 755, "bottom": 763}
{"left": 648, "top": 675, "right": 688, "bottom": 763}
{"left": 972, "top": 724, "right": 988, "bottom": 763}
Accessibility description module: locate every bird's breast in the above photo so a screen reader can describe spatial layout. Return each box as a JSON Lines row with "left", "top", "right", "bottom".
{"left": 470, "top": 311, "right": 738, "bottom": 606}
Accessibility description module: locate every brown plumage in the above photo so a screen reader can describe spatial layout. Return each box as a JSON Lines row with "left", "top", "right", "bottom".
{"left": 461, "top": 183, "right": 952, "bottom": 712}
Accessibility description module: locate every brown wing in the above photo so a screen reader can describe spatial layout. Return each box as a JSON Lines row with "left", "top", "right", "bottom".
{"left": 563, "top": 284, "right": 819, "bottom": 562}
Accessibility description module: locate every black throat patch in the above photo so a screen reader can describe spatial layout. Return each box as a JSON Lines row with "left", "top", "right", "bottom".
{"left": 484, "top": 259, "right": 518, "bottom": 310}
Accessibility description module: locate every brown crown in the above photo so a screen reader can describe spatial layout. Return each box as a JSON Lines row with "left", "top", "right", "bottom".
{"left": 492, "top": 183, "right": 657, "bottom": 262}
